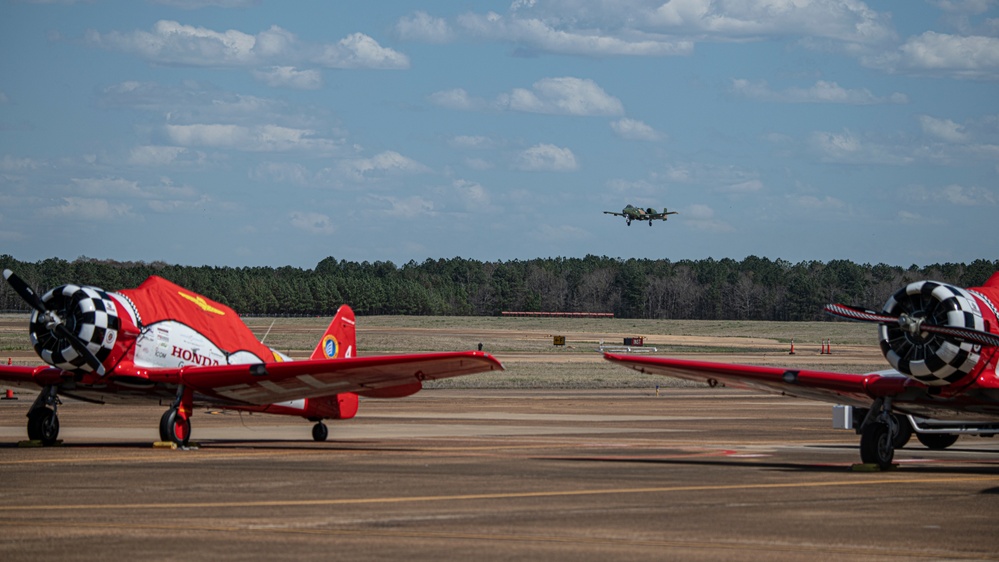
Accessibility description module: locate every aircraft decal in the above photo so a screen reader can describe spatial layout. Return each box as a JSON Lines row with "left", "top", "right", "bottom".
{"left": 178, "top": 291, "right": 226, "bottom": 315}
{"left": 322, "top": 335, "right": 339, "bottom": 359}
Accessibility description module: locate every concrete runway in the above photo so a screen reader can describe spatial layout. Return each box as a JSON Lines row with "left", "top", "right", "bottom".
{"left": 1, "top": 388, "right": 998, "bottom": 561}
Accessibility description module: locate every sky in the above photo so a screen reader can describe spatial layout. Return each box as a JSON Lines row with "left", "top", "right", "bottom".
{"left": 1, "top": 0, "right": 997, "bottom": 269}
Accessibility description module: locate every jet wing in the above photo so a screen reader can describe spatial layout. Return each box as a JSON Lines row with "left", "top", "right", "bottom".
{"left": 603, "top": 211, "right": 625, "bottom": 216}
{"left": 174, "top": 351, "right": 503, "bottom": 405}
{"left": 603, "top": 353, "right": 913, "bottom": 407}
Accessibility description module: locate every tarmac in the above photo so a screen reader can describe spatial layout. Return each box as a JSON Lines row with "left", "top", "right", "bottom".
{"left": 1, "top": 388, "right": 998, "bottom": 561}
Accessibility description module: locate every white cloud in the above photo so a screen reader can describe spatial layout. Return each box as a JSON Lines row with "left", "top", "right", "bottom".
{"left": 451, "top": 179, "right": 491, "bottom": 210}
{"left": 514, "top": 144, "right": 578, "bottom": 171}
{"left": 368, "top": 195, "right": 435, "bottom": 217}
{"left": 650, "top": 0, "right": 895, "bottom": 45}
{"left": 405, "top": 1, "right": 893, "bottom": 58}
{"left": 395, "top": 11, "right": 454, "bottom": 43}
{"left": 808, "top": 130, "right": 914, "bottom": 165}
{"left": 86, "top": 21, "right": 408, "bottom": 70}
{"left": 449, "top": 135, "right": 497, "bottom": 149}
{"left": 164, "top": 123, "right": 344, "bottom": 153}
{"left": 0, "top": 155, "right": 41, "bottom": 171}
{"left": 433, "top": 77, "right": 624, "bottom": 117}
{"left": 870, "top": 31, "right": 999, "bottom": 79}
{"left": 454, "top": 11, "right": 692, "bottom": 57}
{"left": 314, "top": 33, "right": 410, "bottom": 69}
{"left": 289, "top": 212, "right": 335, "bottom": 234}
{"left": 683, "top": 203, "right": 733, "bottom": 232}
{"left": 339, "top": 151, "right": 432, "bottom": 181}
{"left": 611, "top": 118, "right": 663, "bottom": 141}
{"left": 788, "top": 194, "right": 847, "bottom": 210}
{"left": 252, "top": 66, "right": 322, "bottom": 90}
{"left": 940, "top": 184, "right": 996, "bottom": 205}
{"left": 42, "top": 197, "right": 135, "bottom": 220}
{"left": 731, "top": 79, "right": 907, "bottom": 104}
{"left": 428, "top": 88, "right": 481, "bottom": 111}
{"left": 127, "top": 145, "right": 190, "bottom": 166}
{"left": 497, "top": 77, "right": 624, "bottom": 116}
{"left": 249, "top": 162, "right": 313, "bottom": 185}
{"left": 918, "top": 115, "right": 970, "bottom": 143}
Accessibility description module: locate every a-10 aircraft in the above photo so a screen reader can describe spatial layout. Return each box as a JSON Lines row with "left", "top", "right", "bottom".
{"left": 0, "top": 270, "right": 502, "bottom": 446}
{"left": 605, "top": 273, "right": 999, "bottom": 469}
{"left": 604, "top": 205, "right": 678, "bottom": 226}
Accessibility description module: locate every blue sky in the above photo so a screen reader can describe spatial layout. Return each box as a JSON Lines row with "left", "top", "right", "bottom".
{"left": 1, "top": 0, "right": 997, "bottom": 269}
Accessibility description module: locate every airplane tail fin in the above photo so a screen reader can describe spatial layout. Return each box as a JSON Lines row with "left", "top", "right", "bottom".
{"left": 310, "top": 305, "right": 357, "bottom": 360}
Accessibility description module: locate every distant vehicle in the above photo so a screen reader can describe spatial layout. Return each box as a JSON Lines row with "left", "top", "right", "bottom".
{"left": 604, "top": 205, "right": 678, "bottom": 226}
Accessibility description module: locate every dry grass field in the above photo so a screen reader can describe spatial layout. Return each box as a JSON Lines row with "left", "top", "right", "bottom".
{"left": 0, "top": 313, "right": 888, "bottom": 389}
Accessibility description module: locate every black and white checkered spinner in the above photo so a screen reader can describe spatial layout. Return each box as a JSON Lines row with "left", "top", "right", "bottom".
{"left": 29, "top": 284, "right": 120, "bottom": 374}
{"left": 878, "top": 281, "right": 983, "bottom": 386}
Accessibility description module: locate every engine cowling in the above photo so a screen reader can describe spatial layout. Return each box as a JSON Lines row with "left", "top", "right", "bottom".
{"left": 878, "top": 280, "right": 984, "bottom": 386}
{"left": 29, "top": 284, "right": 120, "bottom": 374}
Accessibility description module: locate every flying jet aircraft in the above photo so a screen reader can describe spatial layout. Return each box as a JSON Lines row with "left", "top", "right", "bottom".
{"left": 604, "top": 205, "right": 678, "bottom": 226}
{"left": 0, "top": 270, "right": 502, "bottom": 446}
{"left": 605, "top": 273, "right": 999, "bottom": 469}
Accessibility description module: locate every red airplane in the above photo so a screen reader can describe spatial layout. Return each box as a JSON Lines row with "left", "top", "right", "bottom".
{"left": 605, "top": 273, "right": 999, "bottom": 468}
{"left": 0, "top": 270, "right": 502, "bottom": 446}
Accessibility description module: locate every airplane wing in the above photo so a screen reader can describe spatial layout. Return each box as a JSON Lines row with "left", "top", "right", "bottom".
{"left": 603, "top": 211, "right": 625, "bottom": 216}
{"left": 603, "top": 353, "right": 913, "bottom": 408}
{"left": 0, "top": 365, "right": 65, "bottom": 387}
{"left": 172, "top": 351, "right": 503, "bottom": 404}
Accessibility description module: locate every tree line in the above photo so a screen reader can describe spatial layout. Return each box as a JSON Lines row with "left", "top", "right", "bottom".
{"left": 1, "top": 254, "right": 996, "bottom": 321}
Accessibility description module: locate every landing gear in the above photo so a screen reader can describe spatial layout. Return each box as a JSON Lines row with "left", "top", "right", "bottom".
{"left": 159, "top": 408, "right": 191, "bottom": 446}
{"left": 160, "top": 385, "right": 194, "bottom": 446}
{"left": 858, "top": 397, "right": 898, "bottom": 469}
{"left": 916, "top": 433, "right": 959, "bottom": 450}
{"left": 860, "top": 421, "right": 894, "bottom": 468}
{"left": 312, "top": 422, "right": 329, "bottom": 442}
{"left": 649, "top": 220, "right": 653, "bottom": 226}
{"left": 26, "top": 386, "right": 61, "bottom": 445}
{"left": 626, "top": 218, "right": 632, "bottom": 226}
{"left": 27, "top": 407, "right": 60, "bottom": 445}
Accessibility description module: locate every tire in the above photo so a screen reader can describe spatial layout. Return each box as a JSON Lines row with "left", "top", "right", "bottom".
{"left": 27, "top": 408, "right": 60, "bottom": 446}
{"left": 159, "top": 409, "right": 172, "bottom": 442}
{"left": 162, "top": 408, "right": 191, "bottom": 446}
{"left": 312, "top": 422, "right": 329, "bottom": 442}
{"left": 893, "top": 415, "right": 913, "bottom": 449}
{"left": 860, "top": 422, "right": 894, "bottom": 468}
{"left": 916, "top": 433, "right": 959, "bottom": 450}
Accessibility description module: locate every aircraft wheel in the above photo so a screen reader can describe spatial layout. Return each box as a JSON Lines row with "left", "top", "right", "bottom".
{"left": 312, "top": 422, "right": 329, "bottom": 442}
{"left": 649, "top": 221, "right": 652, "bottom": 226}
{"left": 916, "top": 432, "right": 959, "bottom": 450}
{"left": 893, "top": 415, "right": 913, "bottom": 449}
{"left": 27, "top": 408, "right": 60, "bottom": 445}
{"left": 626, "top": 219, "right": 631, "bottom": 226}
{"left": 860, "top": 422, "right": 894, "bottom": 469}
{"left": 161, "top": 408, "right": 191, "bottom": 446}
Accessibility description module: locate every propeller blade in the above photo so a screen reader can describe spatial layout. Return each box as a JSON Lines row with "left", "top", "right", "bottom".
{"left": 53, "top": 323, "right": 106, "bottom": 376}
{"left": 3, "top": 269, "right": 47, "bottom": 313}
{"left": 823, "top": 303, "right": 896, "bottom": 324}
{"left": 825, "top": 303, "right": 999, "bottom": 348}
{"left": 919, "top": 323, "right": 999, "bottom": 348}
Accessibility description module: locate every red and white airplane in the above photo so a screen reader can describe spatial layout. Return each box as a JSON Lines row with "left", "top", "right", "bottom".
{"left": 605, "top": 273, "right": 999, "bottom": 468}
{"left": 0, "top": 270, "right": 502, "bottom": 446}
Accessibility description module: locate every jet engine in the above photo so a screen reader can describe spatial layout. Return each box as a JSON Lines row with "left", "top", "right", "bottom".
{"left": 878, "top": 281, "right": 984, "bottom": 386}
{"left": 28, "top": 284, "right": 120, "bottom": 374}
